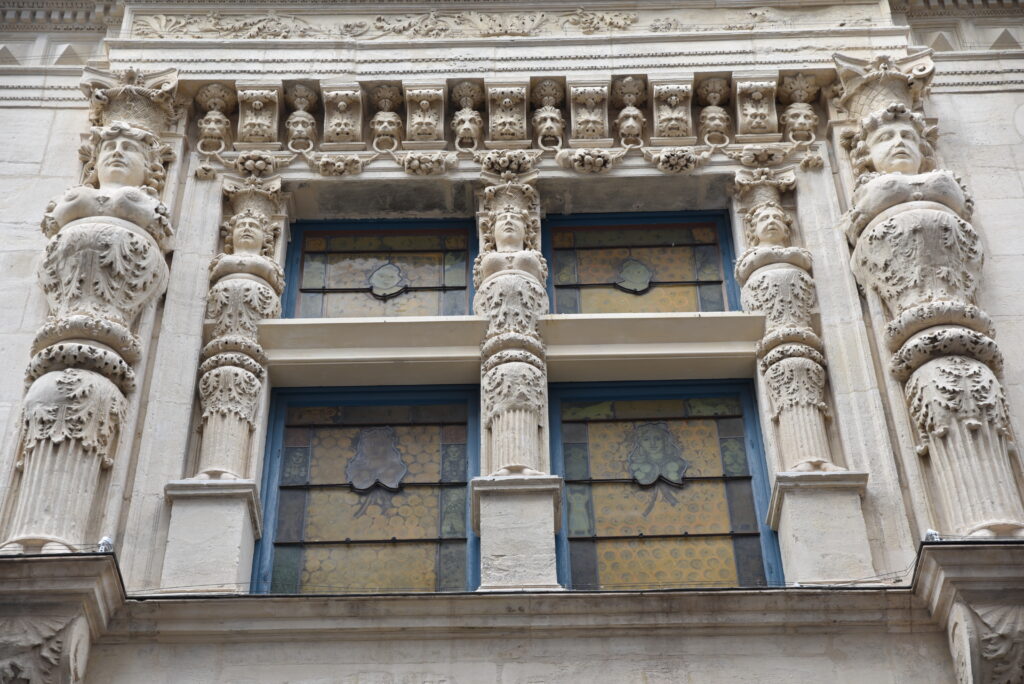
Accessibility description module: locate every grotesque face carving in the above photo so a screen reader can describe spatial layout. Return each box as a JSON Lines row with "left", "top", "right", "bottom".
{"left": 285, "top": 111, "right": 316, "bottom": 147}
{"left": 747, "top": 202, "right": 792, "bottom": 247}
{"left": 698, "top": 106, "right": 731, "bottom": 145}
{"left": 493, "top": 111, "right": 523, "bottom": 140}
{"left": 575, "top": 113, "right": 604, "bottom": 139}
{"left": 616, "top": 105, "right": 646, "bottom": 142}
{"left": 451, "top": 108, "right": 483, "bottom": 149}
{"left": 867, "top": 120, "right": 924, "bottom": 175}
{"left": 198, "top": 111, "right": 231, "bottom": 145}
{"left": 493, "top": 207, "right": 527, "bottom": 252}
{"left": 97, "top": 134, "right": 149, "bottom": 188}
{"left": 370, "top": 111, "right": 403, "bottom": 148}
{"left": 780, "top": 103, "right": 818, "bottom": 142}
{"left": 531, "top": 106, "right": 565, "bottom": 147}
{"left": 656, "top": 107, "right": 689, "bottom": 137}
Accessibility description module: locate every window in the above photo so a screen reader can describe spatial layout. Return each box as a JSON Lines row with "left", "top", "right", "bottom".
{"left": 285, "top": 221, "right": 475, "bottom": 318}
{"left": 543, "top": 211, "right": 740, "bottom": 315}
{"left": 253, "top": 387, "right": 479, "bottom": 594}
{"left": 550, "top": 382, "right": 782, "bottom": 590}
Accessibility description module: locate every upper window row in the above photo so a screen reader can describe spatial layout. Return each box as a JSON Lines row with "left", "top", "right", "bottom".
{"left": 286, "top": 212, "right": 740, "bottom": 318}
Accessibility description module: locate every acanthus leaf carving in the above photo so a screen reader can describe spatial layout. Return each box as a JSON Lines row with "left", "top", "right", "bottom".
{"left": 0, "top": 615, "right": 90, "bottom": 684}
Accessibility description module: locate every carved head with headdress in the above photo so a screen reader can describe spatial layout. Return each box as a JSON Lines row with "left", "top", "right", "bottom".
{"left": 220, "top": 208, "right": 278, "bottom": 257}
{"left": 81, "top": 122, "right": 171, "bottom": 196}
{"left": 479, "top": 183, "right": 540, "bottom": 254}
{"left": 843, "top": 102, "right": 937, "bottom": 178}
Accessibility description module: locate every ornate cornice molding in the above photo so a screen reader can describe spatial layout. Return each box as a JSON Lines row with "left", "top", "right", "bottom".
{"left": 0, "top": 0, "right": 120, "bottom": 32}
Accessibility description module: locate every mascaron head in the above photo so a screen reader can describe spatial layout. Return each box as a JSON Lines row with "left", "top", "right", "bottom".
{"left": 84, "top": 122, "right": 166, "bottom": 195}
{"left": 845, "top": 102, "right": 936, "bottom": 178}
{"left": 698, "top": 105, "right": 731, "bottom": 144}
{"left": 221, "top": 208, "right": 277, "bottom": 257}
{"left": 743, "top": 201, "right": 793, "bottom": 247}
{"left": 451, "top": 108, "right": 483, "bottom": 149}
{"left": 780, "top": 102, "right": 819, "bottom": 142}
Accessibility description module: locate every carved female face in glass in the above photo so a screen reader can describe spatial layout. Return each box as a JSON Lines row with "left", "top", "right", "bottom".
{"left": 749, "top": 203, "right": 792, "bottom": 247}
{"left": 96, "top": 135, "right": 148, "bottom": 188}
{"left": 867, "top": 120, "right": 924, "bottom": 175}
{"left": 232, "top": 216, "right": 265, "bottom": 255}
{"left": 493, "top": 208, "right": 527, "bottom": 252}
{"left": 628, "top": 422, "right": 688, "bottom": 487}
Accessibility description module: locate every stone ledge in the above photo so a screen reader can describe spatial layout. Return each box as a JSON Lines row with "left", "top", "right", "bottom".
{"left": 766, "top": 470, "right": 869, "bottom": 530}
{"left": 164, "top": 479, "right": 263, "bottom": 540}
{"left": 912, "top": 540, "right": 1024, "bottom": 625}
{"left": 470, "top": 474, "right": 563, "bottom": 534}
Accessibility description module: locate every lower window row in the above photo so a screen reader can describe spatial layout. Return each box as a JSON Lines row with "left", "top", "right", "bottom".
{"left": 254, "top": 382, "right": 782, "bottom": 594}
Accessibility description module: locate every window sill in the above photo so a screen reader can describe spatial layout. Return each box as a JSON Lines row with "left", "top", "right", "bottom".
{"left": 259, "top": 311, "right": 765, "bottom": 387}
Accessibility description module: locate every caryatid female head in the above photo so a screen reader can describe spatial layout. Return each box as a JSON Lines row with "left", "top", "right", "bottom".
{"left": 481, "top": 185, "right": 540, "bottom": 254}
{"left": 744, "top": 201, "right": 793, "bottom": 248}
{"left": 221, "top": 208, "right": 277, "bottom": 257}
{"left": 845, "top": 102, "right": 936, "bottom": 178}
{"left": 84, "top": 122, "right": 167, "bottom": 194}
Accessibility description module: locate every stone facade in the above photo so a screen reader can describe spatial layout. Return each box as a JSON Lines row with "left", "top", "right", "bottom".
{"left": 0, "top": 0, "right": 1023, "bottom": 681}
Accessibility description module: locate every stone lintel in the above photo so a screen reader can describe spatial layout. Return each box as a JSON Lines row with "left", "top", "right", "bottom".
{"left": 0, "top": 553, "right": 125, "bottom": 637}
{"left": 913, "top": 541, "right": 1024, "bottom": 625}
{"left": 767, "top": 471, "right": 869, "bottom": 530}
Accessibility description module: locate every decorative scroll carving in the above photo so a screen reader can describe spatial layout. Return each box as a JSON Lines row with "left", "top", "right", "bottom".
{"left": 651, "top": 79, "right": 694, "bottom": 142}
{"left": 322, "top": 85, "right": 363, "bottom": 145}
{"left": 487, "top": 84, "right": 528, "bottom": 146}
{"left": 0, "top": 615, "right": 91, "bottom": 684}
{"left": 569, "top": 83, "right": 610, "bottom": 142}
{"left": 473, "top": 152, "right": 549, "bottom": 476}
{"left": 133, "top": 12, "right": 370, "bottom": 39}
{"left": 404, "top": 85, "right": 445, "bottom": 145}
{"left": 1, "top": 69, "right": 178, "bottom": 554}
{"left": 237, "top": 87, "right": 280, "bottom": 145}
{"left": 735, "top": 76, "right": 780, "bottom": 138}
{"left": 835, "top": 51, "right": 1024, "bottom": 538}
{"left": 195, "top": 174, "right": 284, "bottom": 480}
{"left": 561, "top": 9, "right": 638, "bottom": 34}
{"left": 451, "top": 81, "right": 484, "bottom": 152}
{"left": 531, "top": 79, "right": 565, "bottom": 151}
{"left": 948, "top": 599, "right": 1024, "bottom": 684}
{"left": 734, "top": 167, "right": 840, "bottom": 473}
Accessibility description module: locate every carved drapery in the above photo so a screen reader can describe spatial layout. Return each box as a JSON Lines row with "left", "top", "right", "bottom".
{"left": 194, "top": 174, "right": 284, "bottom": 479}
{"left": 472, "top": 150, "right": 550, "bottom": 476}
{"left": 835, "top": 52, "right": 1024, "bottom": 540}
{"left": 734, "top": 168, "right": 840, "bottom": 473}
{"left": 0, "top": 68, "right": 178, "bottom": 554}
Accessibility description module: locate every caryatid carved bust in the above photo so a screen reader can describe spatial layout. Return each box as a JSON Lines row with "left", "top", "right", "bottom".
{"left": 473, "top": 186, "right": 547, "bottom": 288}
{"left": 780, "top": 102, "right": 819, "bottom": 143}
{"left": 211, "top": 208, "right": 285, "bottom": 294}
{"left": 744, "top": 201, "right": 793, "bottom": 248}
{"left": 846, "top": 103, "right": 936, "bottom": 179}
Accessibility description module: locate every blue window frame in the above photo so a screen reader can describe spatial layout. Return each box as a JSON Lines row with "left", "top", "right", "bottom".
{"left": 282, "top": 219, "right": 478, "bottom": 319}
{"left": 540, "top": 210, "right": 741, "bottom": 314}
{"left": 549, "top": 380, "right": 783, "bottom": 589}
{"left": 252, "top": 385, "right": 481, "bottom": 594}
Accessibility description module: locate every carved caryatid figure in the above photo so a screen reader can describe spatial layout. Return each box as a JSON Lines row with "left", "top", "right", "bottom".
{"left": 734, "top": 168, "right": 839, "bottom": 473}
{"left": 472, "top": 163, "right": 549, "bottom": 476}
{"left": 2, "top": 70, "right": 177, "bottom": 553}
{"left": 836, "top": 53, "right": 1024, "bottom": 538}
{"left": 196, "top": 182, "right": 283, "bottom": 480}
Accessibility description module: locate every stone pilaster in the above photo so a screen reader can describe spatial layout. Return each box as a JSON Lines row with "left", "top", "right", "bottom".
{"left": 470, "top": 149, "right": 561, "bottom": 591}
{"left": 734, "top": 166, "right": 875, "bottom": 583}
{"left": 0, "top": 67, "right": 178, "bottom": 555}
{"left": 834, "top": 52, "right": 1024, "bottom": 540}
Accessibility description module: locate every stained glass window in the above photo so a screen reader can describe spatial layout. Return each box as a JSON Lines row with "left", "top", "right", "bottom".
{"left": 550, "top": 222, "right": 728, "bottom": 314}
{"left": 557, "top": 394, "right": 768, "bottom": 590}
{"left": 296, "top": 229, "right": 470, "bottom": 318}
{"left": 269, "top": 402, "right": 470, "bottom": 593}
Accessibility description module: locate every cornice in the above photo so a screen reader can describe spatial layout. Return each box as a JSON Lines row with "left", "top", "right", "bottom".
{"left": 0, "top": 0, "right": 121, "bottom": 32}
{"left": 891, "top": 0, "right": 1024, "bottom": 19}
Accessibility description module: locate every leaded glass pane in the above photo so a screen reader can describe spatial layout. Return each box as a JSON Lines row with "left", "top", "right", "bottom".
{"left": 550, "top": 221, "right": 728, "bottom": 314}
{"left": 272, "top": 402, "right": 470, "bottom": 594}
{"left": 561, "top": 396, "right": 765, "bottom": 590}
{"left": 295, "top": 227, "right": 469, "bottom": 318}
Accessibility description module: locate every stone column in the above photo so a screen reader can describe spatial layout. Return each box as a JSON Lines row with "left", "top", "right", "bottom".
{"left": 0, "top": 67, "right": 178, "bottom": 555}
{"left": 834, "top": 52, "right": 1024, "bottom": 540}
{"left": 733, "top": 167, "right": 875, "bottom": 583}
{"left": 160, "top": 171, "right": 285, "bottom": 592}
{"left": 470, "top": 150, "right": 561, "bottom": 591}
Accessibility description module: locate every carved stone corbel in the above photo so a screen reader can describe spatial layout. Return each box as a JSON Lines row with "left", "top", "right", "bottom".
{"left": 451, "top": 81, "right": 484, "bottom": 152}
{"left": 530, "top": 78, "right": 565, "bottom": 151}
{"left": 697, "top": 77, "right": 732, "bottom": 146}
{"left": 568, "top": 80, "right": 612, "bottom": 147}
{"left": 369, "top": 83, "right": 403, "bottom": 153}
{"left": 650, "top": 75, "right": 696, "bottom": 146}
{"left": 235, "top": 83, "right": 282, "bottom": 148}
{"left": 284, "top": 83, "right": 318, "bottom": 154}
{"left": 733, "top": 71, "right": 781, "bottom": 142}
{"left": 403, "top": 83, "right": 446, "bottom": 149}
{"left": 778, "top": 73, "right": 821, "bottom": 144}
{"left": 611, "top": 75, "right": 647, "bottom": 147}
{"left": 320, "top": 83, "right": 364, "bottom": 149}
{"left": 1, "top": 68, "right": 178, "bottom": 554}
{"left": 195, "top": 83, "right": 236, "bottom": 156}
{"left": 485, "top": 82, "right": 530, "bottom": 149}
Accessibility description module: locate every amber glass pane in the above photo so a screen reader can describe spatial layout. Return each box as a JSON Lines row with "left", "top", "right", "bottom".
{"left": 571, "top": 225, "right": 700, "bottom": 248}
{"left": 588, "top": 537, "right": 738, "bottom": 589}
{"left": 685, "top": 397, "right": 742, "bottom": 417}
{"left": 305, "top": 487, "right": 441, "bottom": 541}
{"left": 301, "top": 543, "right": 438, "bottom": 593}
{"left": 574, "top": 246, "right": 696, "bottom": 285}
{"left": 287, "top": 404, "right": 466, "bottom": 426}
{"left": 301, "top": 253, "right": 327, "bottom": 289}
{"left": 589, "top": 480, "right": 731, "bottom": 536}
{"left": 578, "top": 285, "right": 698, "bottom": 313}
{"left": 584, "top": 419, "right": 722, "bottom": 479}
{"left": 308, "top": 425, "right": 442, "bottom": 485}
{"left": 324, "top": 290, "right": 442, "bottom": 317}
